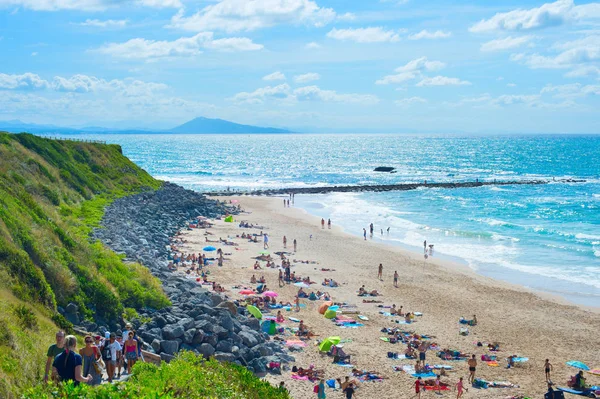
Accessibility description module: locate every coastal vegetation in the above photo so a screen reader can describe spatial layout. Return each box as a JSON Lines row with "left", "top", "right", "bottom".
{"left": 0, "top": 133, "right": 286, "bottom": 398}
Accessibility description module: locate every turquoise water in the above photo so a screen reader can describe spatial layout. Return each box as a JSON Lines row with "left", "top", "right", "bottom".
{"left": 55, "top": 133, "right": 600, "bottom": 306}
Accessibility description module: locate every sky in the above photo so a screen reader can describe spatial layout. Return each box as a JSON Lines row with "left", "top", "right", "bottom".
{"left": 0, "top": 0, "right": 599, "bottom": 133}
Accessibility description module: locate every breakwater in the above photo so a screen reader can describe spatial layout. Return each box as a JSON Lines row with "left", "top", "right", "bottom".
{"left": 209, "top": 178, "right": 585, "bottom": 196}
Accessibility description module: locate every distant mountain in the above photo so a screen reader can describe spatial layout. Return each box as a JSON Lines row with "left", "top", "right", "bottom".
{"left": 170, "top": 117, "right": 291, "bottom": 134}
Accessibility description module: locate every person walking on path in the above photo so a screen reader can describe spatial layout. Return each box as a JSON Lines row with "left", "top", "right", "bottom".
{"left": 44, "top": 330, "right": 65, "bottom": 383}
{"left": 52, "top": 335, "right": 92, "bottom": 386}
{"left": 378, "top": 263, "right": 383, "bottom": 280}
{"left": 124, "top": 332, "right": 139, "bottom": 374}
{"left": 79, "top": 335, "right": 102, "bottom": 386}
{"left": 102, "top": 333, "right": 122, "bottom": 383}
{"left": 468, "top": 354, "right": 477, "bottom": 384}
{"left": 394, "top": 271, "right": 399, "bottom": 288}
{"left": 317, "top": 379, "right": 326, "bottom": 399}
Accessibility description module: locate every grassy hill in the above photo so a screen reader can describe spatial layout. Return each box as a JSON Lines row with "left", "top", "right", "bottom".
{"left": 0, "top": 132, "right": 171, "bottom": 397}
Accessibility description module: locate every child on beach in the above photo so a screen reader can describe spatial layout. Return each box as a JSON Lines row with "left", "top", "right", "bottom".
{"left": 544, "top": 359, "right": 553, "bottom": 382}
{"left": 414, "top": 376, "right": 422, "bottom": 398}
{"left": 456, "top": 377, "right": 467, "bottom": 398}
{"left": 394, "top": 271, "right": 399, "bottom": 288}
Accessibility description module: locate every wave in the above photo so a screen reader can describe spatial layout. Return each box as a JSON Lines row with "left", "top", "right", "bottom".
{"left": 576, "top": 233, "right": 600, "bottom": 241}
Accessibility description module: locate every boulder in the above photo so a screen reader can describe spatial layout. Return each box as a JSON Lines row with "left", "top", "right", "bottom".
{"left": 216, "top": 301, "right": 237, "bottom": 316}
{"left": 214, "top": 352, "right": 236, "bottom": 363}
{"left": 162, "top": 324, "right": 184, "bottom": 340}
{"left": 65, "top": 303, "right": 78, "bottom": 313}
{"left": 198, "top": 343, "right": 215, "bottom": 358}
{"left": 238, "top": 331, "right": 258, "bottom": 348}
{"left": 178, "top": 318, "right": 195, "bottom": 330}
{"left": 151, "top": 339, "right": 161, "bottom": 353}
{"left": 183, "top": 328, "right": 196, "bottom": 345}
{"left": 216, "top": 339, "right": 233, "bottom": 353}
{"left": 160, "top": 340, "right": 179, "bottom": 355}
{"left": 192, "top": 330, "right": 205, "bottom": 345}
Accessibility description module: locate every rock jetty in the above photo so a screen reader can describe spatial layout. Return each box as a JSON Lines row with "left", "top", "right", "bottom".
{"left": 84, "top": 182, "right": 293, "bottom": 372}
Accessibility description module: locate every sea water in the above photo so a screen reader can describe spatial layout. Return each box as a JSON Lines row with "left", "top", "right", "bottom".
{"left": 54, "top": 133, "right": 600, "bottom": 307}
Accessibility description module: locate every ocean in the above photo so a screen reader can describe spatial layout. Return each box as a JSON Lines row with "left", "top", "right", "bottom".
{"left": 56, "top": 133, "right": 600, "bottom": 307}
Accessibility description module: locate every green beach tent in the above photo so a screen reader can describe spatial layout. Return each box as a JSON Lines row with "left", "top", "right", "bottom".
{"left": 246, "top": 305, "right": 263, "bottom": 319}
{"left": 319, "top": 336, "right": 341, "bottom": 352}
{"left": 224, "top": 215, "right": 234, "bottom": 223}
{"left": 261, "top": 320, "right": 277, "bottom": 335}
{"left": 324, "top": 308, "right": 337, "bottom": 319}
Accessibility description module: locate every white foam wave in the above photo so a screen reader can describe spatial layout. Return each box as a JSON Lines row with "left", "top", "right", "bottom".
{"left": 576, "top": 233, "right": 600, "bottom": 241}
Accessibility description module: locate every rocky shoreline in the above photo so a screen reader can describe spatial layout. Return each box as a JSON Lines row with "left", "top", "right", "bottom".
{"left": 71, "top": 182, "right": 293, "bottom": 373}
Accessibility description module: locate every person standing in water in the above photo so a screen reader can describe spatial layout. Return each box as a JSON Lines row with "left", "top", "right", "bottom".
{"left": 327, "top": 219, "right": 331, "bottom": 229}
{"left": 321, "top": 218, "right": 325, "bottom": 229}
{"left": 423, "top": 240, "right": 427, "bottom": 252}
{"left": 369, "top": 223, "right": 374, "bottom": 236}
{"left": 363, "top": 228, "right": 367, "bottom": 240}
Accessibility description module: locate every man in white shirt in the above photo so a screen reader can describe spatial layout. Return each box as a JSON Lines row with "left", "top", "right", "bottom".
{"left": 102, "top": 333, "right": 122, "bottom": 383}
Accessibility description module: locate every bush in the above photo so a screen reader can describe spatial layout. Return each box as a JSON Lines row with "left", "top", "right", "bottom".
{"left": 11, "top": 304, "right": 38, "bottom": 331}
{"left": 22, "top": 352, "right": 290, "bottom": 399}
{"left": 50, "top": 313, "right": 74, "bottom": 335}
{"left": 0, "top": 319, "right": 14, "bottom": 348}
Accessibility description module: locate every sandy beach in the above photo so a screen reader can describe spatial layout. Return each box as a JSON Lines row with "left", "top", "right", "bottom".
{"left": 175, "top": 195, "right": 600, "bottom": 399}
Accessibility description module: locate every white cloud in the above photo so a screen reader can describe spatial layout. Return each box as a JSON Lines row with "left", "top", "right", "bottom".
{"left": 169, "top": 0, "right": 336, "bottom": 33}
{"left": 31, "top": 52, "right": 38, "bottom": 56}
{"left": 79, "top": 19, "right": 128, "bottom": 28}
{"left": 305, "top": 41, "right": 321, "bottom": 49}
{"left": 507, "top": 83, "right": 517, "bottom": 87}
{"left": 510, "top": 35, "right": 600, "bottom": 74}
{"left": 408, "top": 30, "right": 451, "bottom": 40}
{"left": 492, "top": 94, "right": 541, "bottom": 105}
{"left": 469, "top": 0, "right": 600, "bottom": 33}
{"left": 231, "top": 83, "right": 378, "bottom": 105}
{"left": 326, "top": 27, "right": 400, "bottom": 43}
{"left": 0, "top": 0, "right": 180, "bottom": 11}
{"left": 416, "top": 76, "right": 471, "bottom": 87}
{"left": 481, "top": 35, "right": 533, "bottom": 52}
{"left": 263, "top": 71, "right": 286, "bottom": 81}
{"left": 293, "top": 85, "right": 379, "bottom": 104}
{"left": 337, "top": 12, "right": 355, "bottom": 21}
{"left": 97, "top": 32, "right": 263, "bottom": 60}
{"left": 541, "top": 83, "right": 600, "bottom": 98}
{"left": 565, "top": 65, "right": 600, "bottom": 78}
{"left": 0, "top": 73, "right": 168, "bottom": 97}
{"left": 0, "top": 72, "right": 49, "bottom": 90}
{"left": 294, "top": 73, "right": 320, "bottom": 83}
{"left": 395, "top": 97, "right": 427, "bottom": 106}
{"left": 376, "top": 57, "right": 446, "bottom": 85}
{"left": 231, "top": 83, "right": 292, "bottom": 104}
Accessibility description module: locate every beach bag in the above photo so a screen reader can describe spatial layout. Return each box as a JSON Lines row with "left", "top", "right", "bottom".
{"left": 313, "top": 385, "right": 320, "bottom": 393}
{"left": 92, "top": 347, "right": 102, "bottom": 374}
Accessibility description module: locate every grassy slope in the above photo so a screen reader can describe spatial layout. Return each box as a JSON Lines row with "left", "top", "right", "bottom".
{"left": 0, "top": 133, "right": 169, "bottom": 398}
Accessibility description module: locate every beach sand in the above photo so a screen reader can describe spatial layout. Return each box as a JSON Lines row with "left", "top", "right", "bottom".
{"left": 176, "top": 196, "right": 600, "bottom": 398}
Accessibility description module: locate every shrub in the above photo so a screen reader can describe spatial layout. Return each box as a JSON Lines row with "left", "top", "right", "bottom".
{"left": 50, "top": 313, "right": 74, "bottom": 335}
{"left": 0, "top": 319, "right": 14, "bottom": 347}
{"left": 11, "top": 304, "right": 38, "bottom": 331}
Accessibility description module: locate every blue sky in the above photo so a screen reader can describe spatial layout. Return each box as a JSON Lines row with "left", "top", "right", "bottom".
{"left": 0, "top": 0, "right": 599, "bottom": 133}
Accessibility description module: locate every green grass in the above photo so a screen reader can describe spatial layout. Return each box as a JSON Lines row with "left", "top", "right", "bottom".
{"left": 0, "top": 133, "right": 170, "bottom": 397}
{"left": 22, "top": 352, "right": 290, "bottom": 399}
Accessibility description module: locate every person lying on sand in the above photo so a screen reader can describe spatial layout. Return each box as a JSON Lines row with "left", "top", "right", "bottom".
{"left": 363, "top": 299, "right": 383, "bottom": 303}
{"left": 405, "top": 346, "right": 417, "bottom": 358}
{"left": 205, "top": 237, "right": 218, "bottom": 243}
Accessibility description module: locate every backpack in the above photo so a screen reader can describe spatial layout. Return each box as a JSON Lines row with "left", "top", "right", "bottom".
{"left": 313, "top": 385, "right": 319, "bottom": 393}
{"left": 101, "top": 342, "right": 112, "bottom": 361}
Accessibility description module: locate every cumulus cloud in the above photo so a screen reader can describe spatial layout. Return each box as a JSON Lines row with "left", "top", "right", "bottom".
{"left": 0, "top": 0, "right": 180, "bottom": 11}
{"left": 0, "top": 73, "right": 168, "bottom": 97}
{"left": 294, "top": 73, "right": 320, "bottom": 83}
{"left": 416, "top": 76, "right": 471, "bottom": 87}
{"left": 231, "top": 83, "right": 378, "bottom": 105}
{"left": 326, "top": 27, "right": 400, "bottom": 43}
{"left": 97, "top": 32, "right": 263, "bottom": 60}
{"left": 78, "top": 19, "right": 128, "bottom": 28}
{"left": 408, "top": 30, "right": 451, "bottom": 40}
{"left": 395, "top": 97, "right": 427, "bottom": 106}
{"left": 263, "top": 71, "right": 286, "bottom": 81}
{"left": 376, "top": 57, "right": 446, "bottom": 85}
{"left": 469, "top": 0, "right": 599, "bottom": 33}
{"left": 480, "top": 36, "right": 533, "bottom": 52}
{"left": 169, "top": 0, "right": 336, "bottom": 33}
{"left": 305, "top": 41, "right": 321, "bottom": 49}
{"left": 0, "top": 72, "right": 49, "bottom": 90}
{"left": 541, "top": 83, "right": 600, "bottom": 98}
{"left": 510, "top": 35, "right": 599, "bottom": 75}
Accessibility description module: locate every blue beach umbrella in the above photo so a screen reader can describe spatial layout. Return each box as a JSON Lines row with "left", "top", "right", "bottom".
{"left": 567, "top": 361, "right": 590, "bottom": 371}
{"left": 203, "top": 246, "right": 217, "bottom": 252}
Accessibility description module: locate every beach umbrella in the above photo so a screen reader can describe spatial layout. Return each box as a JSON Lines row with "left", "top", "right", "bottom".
{"left": 263, "top": 291, "right": 278, "bottom": 298}
{"left": 224, "top": 215, "right": 234, "bottom": 222}
{"left": 239, "top": 289, "right": 255, "bottom": 295}
{"left": 231, "top": 200, "right": 239, "bottom": 204}
{"left": 203, "top": 246, "right": 217, "bottom": 252}
{"left": 294, "top": 282, "right": 310, "bottom": 288}
{"left": 246, "top": 305, "right": 263, "bottom": 319}
{"left": 318, "top": 336, "right": 341, "bottom": 352}
{"left": 318, "top": 302, "right": 332, "bottom": 314}
{"left": 259, "top": 250, "right": 270, "bottom": 255}
{"left": 567, "top": 361, "right": 590, "bottom": 371}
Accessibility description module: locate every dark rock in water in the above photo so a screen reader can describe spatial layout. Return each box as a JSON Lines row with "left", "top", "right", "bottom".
{"left": 374, "top": 166, "right": 396, "bottom": 172}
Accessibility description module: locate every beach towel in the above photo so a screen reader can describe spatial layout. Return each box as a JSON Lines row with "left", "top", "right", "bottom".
{"left": 286, "top": 340, "right": 307, "bottom": 347}
{"left": 486, "top": 361, "right": 499, "bottom": 367}
{"left": 291, "top": 374, "right": 309, "bottom": 381}
{"left": 411, "top": 372, "right": 437, "bottom": 378}
{"left": 424, "top": 385, "right": 450, "bottom": 391}
{"left": 379, "top": 312, "right": 393, "bottom": 316}
{"left": 432, "top": 365, "right": 453, "bottom": 370}
{"left": 513, "top": 357, "right": 528, "bottom": 363}
{"left": 288, "top": 317, "right": 301, "bottom": 322}
{"left": 334, "top": 363, "right": 354, "bottom": 368}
